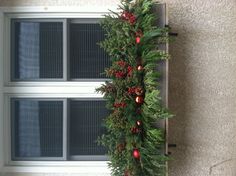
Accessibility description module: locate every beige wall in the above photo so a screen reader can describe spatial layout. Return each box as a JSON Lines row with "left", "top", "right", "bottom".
{"left": 1, "top": 0, "right": 236, "bottom": 176}
{"left": 164, "top": 0, "right": 236, "bottom": 175}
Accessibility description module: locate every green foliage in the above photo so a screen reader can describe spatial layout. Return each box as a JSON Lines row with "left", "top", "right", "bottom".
{"left": 96, "top": 0, "right": 172, "bottom": 175}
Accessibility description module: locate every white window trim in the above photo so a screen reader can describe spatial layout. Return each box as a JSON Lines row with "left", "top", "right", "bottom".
{"left": 0, "top": 5, "right": 120, "bottom": 175}
{"left": 0, "top": 8, "right": 4, "bottom": 175}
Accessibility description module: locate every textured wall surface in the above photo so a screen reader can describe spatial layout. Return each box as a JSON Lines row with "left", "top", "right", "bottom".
{"left": 162, "top": 0, "right": 236, "bottom": 175}
{"left": 1, "top": 0, "right": 236, "bottom": 176}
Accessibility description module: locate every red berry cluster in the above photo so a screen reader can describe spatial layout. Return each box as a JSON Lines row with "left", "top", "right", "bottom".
{"left": 113, "top": 63, "right": 133, "bottom": 79}
{"left": 113, "top": 102, "right": 126, "bottom": 108}
{"left": 121, "top": 11, "right": 136, "bottom": 25}
{"left": 127, "top": 66, "right": 133, "bottom": 77}
{"left": 116, "top": 60, "right": 127, "bottom": 67}
{"left": 131, "top": 127, "right": 141, "bottom": 134}
{"left": 127, "top": 86, "right": 144, "bottom": 96}
{"left": 115, "top": 71, "right": 126, "bottom": 78}
{"left": 127, "top": 87, "right": 136, "bottom": 94}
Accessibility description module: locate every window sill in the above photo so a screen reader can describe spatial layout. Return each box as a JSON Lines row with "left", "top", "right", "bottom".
{"left": 2, "top": 161, "right": 110, "bottom": 175}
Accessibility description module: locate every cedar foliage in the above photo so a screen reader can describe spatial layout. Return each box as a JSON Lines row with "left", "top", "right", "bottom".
{"left": 96, "top": 0, "right": 172, "bottom": 175}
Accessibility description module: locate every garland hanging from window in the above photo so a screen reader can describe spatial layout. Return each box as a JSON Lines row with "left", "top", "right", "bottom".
{"left": 96, "top": 0, "right": 172, "bottom": 175}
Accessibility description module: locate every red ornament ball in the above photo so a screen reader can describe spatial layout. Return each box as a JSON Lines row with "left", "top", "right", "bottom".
{"left": 135, "top": 96, "right": 144, "bottom": 104}
{"left": 137, "top": 65, "right": 143, "bottom": 71}
{"left": 133, "top": 149, "right": 140, "bottom": 159}
{"left": 136, "top": 120, "right": 142, "bottom": 126}
{"left": 136, "top": 37, "right": 141, "bottom": 44}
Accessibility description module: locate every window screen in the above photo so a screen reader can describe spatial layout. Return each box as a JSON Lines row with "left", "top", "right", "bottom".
{"left": 69, "top": 100, "right": 108, "bottom": 159}
{"left": 69, "top": 22, "right": 111, "bottom": 79}
{"left": 11, "top": 99, "right": 63, "bottom": 160}
{"left": 11, "top": 21, "right": 63, "bottom": 80}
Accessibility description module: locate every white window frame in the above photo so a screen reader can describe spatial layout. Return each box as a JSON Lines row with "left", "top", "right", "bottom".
{"left": 0, "top": 6, "right": 120, "bottom": 175}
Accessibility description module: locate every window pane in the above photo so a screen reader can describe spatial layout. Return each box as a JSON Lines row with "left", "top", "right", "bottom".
{"left": 69, "top": 100, "right": 108, "bottom": 158}
{"left": 11, "top": 21, "right": 63, "bottom": 80}
{"left": 69, "top": 22, "right": 111, "bottom": 79}
{"left": 11, "top": 99, "right": 63, "bottom": 160}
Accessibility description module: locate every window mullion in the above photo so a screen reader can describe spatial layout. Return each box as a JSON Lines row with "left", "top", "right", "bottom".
{"left": 63, "top": 98, "right": 68, "bottom": 160}
{"left": 63, "top": 19, "right": 68, "bottom": 81}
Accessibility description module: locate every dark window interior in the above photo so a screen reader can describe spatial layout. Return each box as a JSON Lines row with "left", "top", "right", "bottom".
{"left": 11, "top": 99, "right": 63, "bottom": 160}
{"left": 69, "top": 22, "right": 111, "bottom": 79}
{"left": 12, "top": 21, "right": 63, "bottom": 80}
{"left": 69, "top": 100, "right": 108, "bottom": 158}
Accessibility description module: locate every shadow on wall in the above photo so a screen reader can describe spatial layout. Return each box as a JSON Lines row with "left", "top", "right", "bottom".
{"left": 165, "top": 3, "right": 193, "bottom": 175}
{"left": 168, "top": 23, "right": 189, "bottom": 175}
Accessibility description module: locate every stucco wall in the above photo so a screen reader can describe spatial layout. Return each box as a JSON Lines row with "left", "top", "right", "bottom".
{"left": 1, "top": 0, "right": 236, "bottom": 176}
{"left": 163, "top": 0, "right": 236, "bottom": 175}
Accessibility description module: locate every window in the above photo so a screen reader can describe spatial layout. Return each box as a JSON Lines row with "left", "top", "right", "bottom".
{"left": 0, "top": 5, "right": 167, "bottom": 174}
{"left": 6, "top": 17, "right": 111, "bottom": 162}
{"left": 11, "top": 98, "right": 108, "bottom": 161}
{"left": 10, "top": 19, "right": 110, "bottom": 81}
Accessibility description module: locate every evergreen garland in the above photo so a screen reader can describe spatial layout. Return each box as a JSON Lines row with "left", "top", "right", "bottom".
{"left": 96, "top": 0, "right": 172, "bottom": 175}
